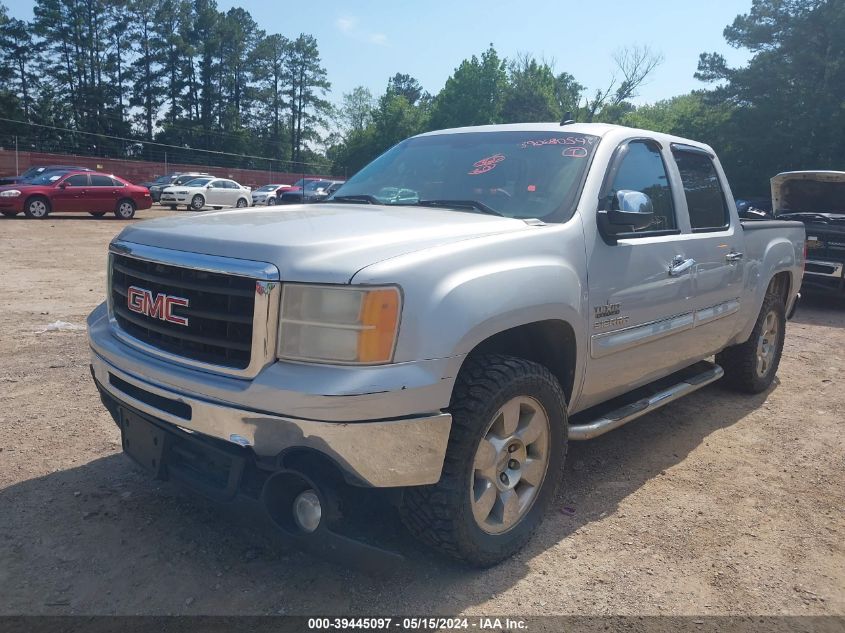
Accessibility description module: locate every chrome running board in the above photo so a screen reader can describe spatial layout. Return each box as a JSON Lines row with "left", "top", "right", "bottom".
{"left": 569, "top": 362, "right": 724, "bottom": 440}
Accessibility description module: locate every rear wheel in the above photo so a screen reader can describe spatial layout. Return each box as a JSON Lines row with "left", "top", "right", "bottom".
{"left": 717, "top": 290, "right": 786, "bottom": 393}
{"left": 24, "top": 197, "right": 49, "bottom": 219}
{"left": 114, "top": 199, "right": 136, "bottom": 220}
{"left": 400, "top": 354, "right": 567, "bottom": 567}
{"left": 89, "top": 211, "right": 107, "bottom": 218}
{"left": 190, "top": 194, "right": 205, "bottom": 211}
{"left": 236, "top": 198, "right": 248, "bottom": 208}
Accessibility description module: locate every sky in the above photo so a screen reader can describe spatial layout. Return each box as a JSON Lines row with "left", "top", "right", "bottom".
{"left": 4, "top": 0, "right": 754, "bottom": 107}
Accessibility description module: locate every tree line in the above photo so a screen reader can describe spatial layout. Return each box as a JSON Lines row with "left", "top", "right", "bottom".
{"left": 0, "top": 0, "right": 332, "bottom": 170}
{"left": 1, "top": 0, "right": 842, "bottom": 194}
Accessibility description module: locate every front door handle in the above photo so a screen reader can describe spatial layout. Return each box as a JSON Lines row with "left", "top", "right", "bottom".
{"left": 726, "top": 251, "right": 744, "bottom": 262}
{"left": 669, "top": 256, "right": 696, "bottom": 276}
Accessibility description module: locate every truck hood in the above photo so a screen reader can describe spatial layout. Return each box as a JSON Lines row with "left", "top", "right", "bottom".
{"left": 116, "top": 203, "right": 532, "bottom": 283}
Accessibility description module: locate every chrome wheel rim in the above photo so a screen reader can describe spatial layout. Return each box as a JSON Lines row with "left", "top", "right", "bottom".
{"left": 29, "top": 200, "right": 47, "bottom": 217}
{"left": 471, "top": 395, "right": 550, "bottom": 534}
{"left": 192, "top": 196, "right": 203, "bottom": 209}
{"left": 756, "top": 310, "right": 779, "bottom": 377}
{"left": 237, "top": 199, "right": 247, "bottom": 208}
{"left": 118, "top": 202, "right": 133, "bottom": 217}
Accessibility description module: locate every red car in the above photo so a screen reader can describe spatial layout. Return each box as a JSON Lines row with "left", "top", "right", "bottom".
{"left": 0, "top": 171, "right": 152, "bottom": 220}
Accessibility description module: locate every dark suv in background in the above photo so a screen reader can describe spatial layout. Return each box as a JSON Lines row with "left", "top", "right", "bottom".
{"left": 147, "top": 172, "right": 209, "bottom": 202}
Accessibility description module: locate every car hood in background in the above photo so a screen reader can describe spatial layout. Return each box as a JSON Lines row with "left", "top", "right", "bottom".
{"left": 115, "top": 203, "right": 532, "bottom": 283}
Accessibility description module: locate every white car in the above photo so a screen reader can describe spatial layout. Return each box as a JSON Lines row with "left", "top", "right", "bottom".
{"left": 160, "top": 177, "right": 252, "bottom": 211}
{"left": 252, "top": 184, "right": 291, "bottom": 206}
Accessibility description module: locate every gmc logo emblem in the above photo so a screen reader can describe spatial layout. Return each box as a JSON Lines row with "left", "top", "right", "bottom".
{"left": 127, "top": 285, "right": 190, "bottom": 326}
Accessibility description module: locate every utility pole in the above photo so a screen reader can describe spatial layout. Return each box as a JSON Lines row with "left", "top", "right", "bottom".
{"left": 15, "top": 136, "right": 19, "bottom": 176}
{"left": 164, "top": 151, "right": 168, "bottom": 175}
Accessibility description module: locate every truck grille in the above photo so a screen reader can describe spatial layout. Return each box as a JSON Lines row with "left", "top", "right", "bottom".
{"left": 110, "top": 253, "right": 256, "bottom": 369}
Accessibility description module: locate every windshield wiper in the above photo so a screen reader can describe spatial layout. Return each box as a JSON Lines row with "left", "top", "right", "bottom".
{"left": 416, "top": 199, "right": 504, "bottom": 217}
{"left": 330, "top": 194, "right": 380, "bottom": 205}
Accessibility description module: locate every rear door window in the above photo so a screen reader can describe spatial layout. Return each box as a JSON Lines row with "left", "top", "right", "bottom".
{"left": 90, "top": 175, "right": 115, "bottom": 186}
{"left": 672, "top": 149, "right": 730, "bottom": 231}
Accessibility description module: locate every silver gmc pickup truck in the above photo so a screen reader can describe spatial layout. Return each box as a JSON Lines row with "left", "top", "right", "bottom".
{"left": 87, "top": 123, "right": 805, "bottom": 566}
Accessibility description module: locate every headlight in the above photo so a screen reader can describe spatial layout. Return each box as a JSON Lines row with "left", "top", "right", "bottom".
{"left": 278, "top": 284, "right": 401, "bottom": 364}
{"left": 0, "top": 189, "right": 21, "bottom": 197}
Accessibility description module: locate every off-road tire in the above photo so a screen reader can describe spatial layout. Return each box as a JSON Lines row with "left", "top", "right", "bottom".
{"left": 717, "top": 291, "right": 786, "bottom": 393}
{"left": 190, "top": 194, "right": 205, "bottom": 211}
{"left": 400, "top": 354, "right": 567, "bottom": 567}
{"left": 24, "top": 196, "right": 49, "bottom": 219}
{"left": 89, "top": 212, "right": 107, "bottom": 217}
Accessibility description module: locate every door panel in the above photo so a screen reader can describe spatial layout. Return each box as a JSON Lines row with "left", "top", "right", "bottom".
{"left": 669, "top": 147, "right": 745, "bottom": 353}
{"left": 87, "top": 174, "right": 120, "bottom": 211}
{"left": 580, "top": 139, "right": 700, "bottom": 409}
{"left": 581, "top": 234, "right": 698, "bottom": 408}
{"left": 52, "top": 174, "right": 89, "bottom": 211}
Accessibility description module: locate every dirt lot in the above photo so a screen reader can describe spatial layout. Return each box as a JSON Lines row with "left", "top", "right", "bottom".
{"left": 0, "top": 208, "right": 843, "bottom": 616}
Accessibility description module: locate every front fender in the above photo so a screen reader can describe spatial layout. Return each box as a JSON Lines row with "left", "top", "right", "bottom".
{"left": 352, "top": 223, "right": 588, "bottom": 401}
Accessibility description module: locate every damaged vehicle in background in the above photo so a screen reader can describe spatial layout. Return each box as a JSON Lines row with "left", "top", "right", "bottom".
{"left": 772, "top": 171, "right": 845, "bottom": 297}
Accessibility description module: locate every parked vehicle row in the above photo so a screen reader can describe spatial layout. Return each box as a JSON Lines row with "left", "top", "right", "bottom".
{"left": 0, "top": 170, "right": 151, "bottom": 219}
{"left": 278, "top": 179, "right": 345, "bottom": 204}
{"left": 147, "top": 172, "right": 210, "bottom": 202}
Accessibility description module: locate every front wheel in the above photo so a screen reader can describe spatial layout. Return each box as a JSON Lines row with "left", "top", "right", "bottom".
{"left": 114, "top": 199, "right": 136, "bottom": 220}
{"left": 717, "top": 291, "right": 786, "bottom": 393}
{"left": 24, "top": 197, "right": 49, "bottom": 219}
{"left": 400, "top": 354, "right": 567, "bottom": 566}
{"left": 190, "top": 194, "right": 205, "bottom": 211}
{"left": 266, "top": 197, "right": 276, "bottom": 206}
{"left": 235, "top": 198, "right": 248, "bottom": 208}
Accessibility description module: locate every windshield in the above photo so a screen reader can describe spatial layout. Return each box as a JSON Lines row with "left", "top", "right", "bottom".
{"left": 153, "top": 175, "right": 174, "bottom": 185}
{"left": 332, "top": 131, "right": 599, "bottom": 220}
{"left": 257, "top": 184, "right": 282, "bottom": 192}
{"left": 180, "top": 177, "right": 212, "bottom": 187}
{"left": 28, "top": 172, "right": 67, "bottom": 185}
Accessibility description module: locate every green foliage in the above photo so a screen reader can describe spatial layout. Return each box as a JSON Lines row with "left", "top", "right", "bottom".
{"left": 696, "top": 0, "right": 845, "bottom": 194}
{"left": 429, "top": 45, "right": 507, "bottom": 129}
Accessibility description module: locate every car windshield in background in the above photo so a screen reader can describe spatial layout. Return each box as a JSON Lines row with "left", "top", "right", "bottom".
{"left": 257, "top": 184, "right": 281, "bottom": 192}
{"left": 28, "top": 172, "right": 66, "bottom": 185}
{"left": 331, "top": 131, "right": 600, "bottom": 221}
{"left": 181, "top": 177, "right": 212, "bottom": 187}
{"left": 153, "top": 175, "right": 173, "bottom": 184}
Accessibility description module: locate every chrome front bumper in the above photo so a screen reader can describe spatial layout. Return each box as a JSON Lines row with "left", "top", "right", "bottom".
{"left": 90, "top": 344, "right": 453, "bottom": 488}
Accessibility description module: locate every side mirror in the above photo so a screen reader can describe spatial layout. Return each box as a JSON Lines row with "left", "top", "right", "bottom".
{"left": 206, "top": 184, "right": 213, "bottom": 189}
{"left": 58, "top": 183, "right": 67, "bottom": 189}
{"left": 611, "top": 190, "right": 654, "bottom": 228}
{"left": 598, "top": 190, "right": 655, "bottom": 238}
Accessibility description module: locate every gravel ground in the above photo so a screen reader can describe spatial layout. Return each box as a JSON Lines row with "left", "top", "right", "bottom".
{"left": 0, "top": 208, "right": 842, "bottom": 616}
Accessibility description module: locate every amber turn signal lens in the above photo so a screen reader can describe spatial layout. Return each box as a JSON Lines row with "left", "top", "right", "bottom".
{"left": 357, "top": 288, "right": 400, "bottom": 363}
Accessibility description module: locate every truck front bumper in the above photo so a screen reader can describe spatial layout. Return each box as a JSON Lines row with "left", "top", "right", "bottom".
{"left": 91, "top": 350, "right": 452, "bottom": 487}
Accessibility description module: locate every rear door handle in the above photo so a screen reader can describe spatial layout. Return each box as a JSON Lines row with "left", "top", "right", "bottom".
{"left": 669, "top": 256, "right": 696, "bottom": 276}
{"left": 726, "top": 251, "right": 744, "bottom": 262}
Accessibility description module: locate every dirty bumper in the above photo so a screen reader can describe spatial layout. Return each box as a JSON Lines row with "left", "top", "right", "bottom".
{"left": 90, "top": 351, "right": 452, "bottom": 488}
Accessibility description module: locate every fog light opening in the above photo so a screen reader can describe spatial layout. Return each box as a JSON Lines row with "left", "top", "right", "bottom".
{"left": 293, "top": 489, "right": 322, "bottom": 533}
